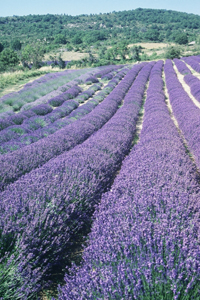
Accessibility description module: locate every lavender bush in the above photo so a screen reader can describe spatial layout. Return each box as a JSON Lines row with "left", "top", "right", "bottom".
{"left": 0, "top": 69, "right": 91, "bottom": 114}
{"left": 0, "top": 62, "right": 153, "bottom": 299}
{"left": 85, "top": 76, "right": 99, "bottom": 84}
{"left": 0, "top": 72, "right": 127, "bottom": 155}
{"left": 173, "top": 58, "right": 191, "bottom": 75}
{"left": 48, "top": 86, "right": 82, "bottom": 107}
{"left": 182, "top": 56, "right": 200, "bottom": 73}
{"left": 190, "top": 55, "right": 200, "bottom": 63}
{"left": 0, "top": 63, "right": 145, "bottom": 190}
{"left": 164, "top": 59, "right": 200, "bottom": 170}
{"left": 31, "top": 104, "right": 53, "bottom": 116}
{"left": 58, "top": 60, "right": 200, "bottom": 300}
{"left": 184, "top": 74, "right": 200, "bottom": 103}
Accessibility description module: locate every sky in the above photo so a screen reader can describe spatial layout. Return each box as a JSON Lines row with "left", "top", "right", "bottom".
{"left": 1, "top": 0, "right": 200, "bottom": 17}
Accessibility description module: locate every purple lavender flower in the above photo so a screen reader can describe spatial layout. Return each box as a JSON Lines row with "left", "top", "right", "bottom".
{"left": 0, "top": 62, "right": 152, "bottom": 298}
{"left": 58, "top": 60, "right": 200, "bottom": 299}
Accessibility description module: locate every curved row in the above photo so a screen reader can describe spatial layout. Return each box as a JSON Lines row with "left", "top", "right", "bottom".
{"left": 94, "top": 65, "right": 122, "bottom": 78}
{"left": 0, "top": 63, "right": 144, "bottom": 191}
{"left": 182, "top": 56, "right": 200, "bottom": 73}
{"left": 0, "top": 85, "right": 82, "bottom": 133}
{"left": 58, "top": 60, "right": 200, "bottom": 300}
{"left": 0, "top": 62, "right": 153, "bottom": 299}
{"left": 0, "top": 68, "right": 89, "bottom": 115}
{"left": 0, "top": 70, "right": 127, "bottom": 155}
{"left": 184, "top": 73, "right": 200, "bottom": 103}
{"left": 164, "top": 59, "right": 200, "bottom": 170}
{"left": 0, "top": 65, "right": 119, "bottom": 118}
{"left": 190, "top": 55, "right": 200, "bottom": 63}
{"left": 0, "top": 84, "right": 100, "bottom": 146}
{"left": 21, "top": 66, "right": 123, "bottom": 112}
{"left": 173, "top": 58, "right": 191, "bottom": 75}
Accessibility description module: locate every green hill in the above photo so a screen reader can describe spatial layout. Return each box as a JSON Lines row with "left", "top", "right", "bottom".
{"left": 0, "top": 8, "right": 200, "bottom": 48}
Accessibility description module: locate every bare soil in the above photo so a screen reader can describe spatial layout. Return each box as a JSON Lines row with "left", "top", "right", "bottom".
{"left": 163, "top": 68, "right": 197, "bottom": 165}
{"left": 173, "top": 62, "right": 200, "bottom": 109}
{"left": 128, "top": 42, "right": 176, "bottom": 50}
{"left": 44, "top": 51, "right": 89, "bottom": 61}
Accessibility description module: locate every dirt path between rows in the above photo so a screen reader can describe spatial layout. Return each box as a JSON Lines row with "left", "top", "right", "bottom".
{"left": 173, "top": 63, "right": 200, "bottom": 109}
{"left": 163, "top": 70, "right": 198, "bottom": 167}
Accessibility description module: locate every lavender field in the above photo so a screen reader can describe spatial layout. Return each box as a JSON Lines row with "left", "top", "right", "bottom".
{"left": 1, "top": 57, "right": 200, "bottom": 300}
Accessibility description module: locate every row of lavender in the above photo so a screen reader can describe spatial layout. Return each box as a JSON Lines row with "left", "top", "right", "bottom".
{"left": 0, "top": 68, "right": 87, "bottom": 116}
{"left": 165, "top": 59, "right": 200, "bottom": 171}
{"left": 0, "top": 62, "right": 153, "bottom": 299}
{"left": 58, "top": 60, "right": 200, "bottom": 300}
{"left": 0, "top": 65, "right": 120, "bottom": 117}
{"left": 173, "top": 58, "right": 191, "bottom": 75}
{"left": 0, "top": 66, "right": 134, "bottom": 190}
{"left": 0, "top": 85, "right": 82, "bottom": 131}
{"left": 182, "top": 56, "right": 200, "bottom": 73}
{"left": 174, "top": 58, "right": 200, "bottom": 104}
{"left": 0, "top": 68, "right": 128, "bottom": 155}
{"left": 0, "top": 66, "right": 126, "bottom": 138}
{"left": 0, "top": 82, "right": 102, "bottom": 152}
{"left": 0, "top": 66, "right": 124, "bottom": 133}
{"left": 184, "top": 73, "right": 200, "bottom": 103}
{"left": 20, "top": 65, "right": 121, "bottom": 112}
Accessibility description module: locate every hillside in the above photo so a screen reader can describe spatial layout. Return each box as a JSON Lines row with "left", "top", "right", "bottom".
{"left": 0, "top": 8, "right": 200, "bottom": 49}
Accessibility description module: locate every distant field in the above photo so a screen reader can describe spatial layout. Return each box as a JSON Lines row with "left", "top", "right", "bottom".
{"left": 1, "top": 57, "right": 200, "bottom": 299}
{"left": 0, "top": 67, "right": 64, "bottom": 98}
{"left": 128, "top": 42, "right": 175, "bottom": 49}
{"left": 128, "top": 42, "right": 199, "bottom": 57}
{"left": 44, "top": 50, "right": 89, "bottom": 61}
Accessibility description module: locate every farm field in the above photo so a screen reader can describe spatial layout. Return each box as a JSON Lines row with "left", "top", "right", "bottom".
{"left": 1, "top": 56, "right": 200, "bottom": 299}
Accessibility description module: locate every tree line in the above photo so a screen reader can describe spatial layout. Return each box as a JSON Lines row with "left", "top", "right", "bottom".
{"left": 0, "top": 8, "right": 199, "bottom": 71}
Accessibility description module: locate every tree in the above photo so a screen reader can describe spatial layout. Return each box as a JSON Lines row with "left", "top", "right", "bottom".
{"left": 130, "top": 46, "right": 142, "bottom": 61}
{"left": 117, "top": 42, "right": 129, "bottom": 60}
{"left": 175, "top": 33, "right": 188, "bottom": 45}
{"left": 49, "top": 54, "right": 66, "bottom": 69}
{"left": 83, "top": 31, "right": 106, "bottom": 44}
{"left": 0, "top": 48, "right": 19, "bottom": 67}
{"left": 71, "top": 34, "right": 82, "bottom": 45}
{"left": 165, "top": 46, "right": 181, "bottom": 59}
{"left": 21, "top": 44, "right": 44, "bottom": 69}
{"left": 66, "top": 44, "right": 73, "bottom": 51}
{"left": 145, "top": 29, "right": 159, "bottom": 41}
{"left": 54, "top": 34, "right": 66, "bottom": 45}
{"left": 11, "top": 39, "right": 21, "bottom": 51}
{"left": 0, "top": 42, "right": 3, "bottom": 53}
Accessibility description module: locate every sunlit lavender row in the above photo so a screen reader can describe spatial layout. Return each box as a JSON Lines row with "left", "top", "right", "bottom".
{"left": 58, "top": 60, "right": 200, "bottom": 300}
{"left": 0, "top": 65, "right": 121, "bottom": 117}
{"left": 0, "top": 62, "right": 153, "bottom": 298}
{"left": 0, "top": 65, "right": 140, "bottom": 191}
{"left": 0, "top": 67, "right": 128, "bottom": 151}
{"left": 1, "top": 56, "right": 200, "bottom": 299}
{"left": 184, "top": 73, "right": 200, "bottom": 103}
{"left": 165, "top": 59, "right": 200, "bottom": 170}
{"left": 182, "top": 56, "right": 200, "bottom": 73}
{"left": 173, "top": 58, "right": 191, "bottom": 75}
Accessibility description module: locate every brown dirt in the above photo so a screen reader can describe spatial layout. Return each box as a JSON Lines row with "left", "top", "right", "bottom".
{"left": 180, "top": 60, "right": 200, "bottom": 79}
{"left": 128, "top": 42, "right": 176, "bottom": 50}
{"left": 44, "top": 51, "right": 89, "bottom": 61}
{"left": 0, "top": 75, "right": 48, "bottom": 97}
{"left": 163, "top": 72, "right": 180, "bottom": 129}
{"left": 163, "top": 68, "right": 197, "bottom": 165}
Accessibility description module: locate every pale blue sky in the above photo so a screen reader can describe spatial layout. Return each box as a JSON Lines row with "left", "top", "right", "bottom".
{"left": 1, "top": 0, "right": 200, "bottom": 17}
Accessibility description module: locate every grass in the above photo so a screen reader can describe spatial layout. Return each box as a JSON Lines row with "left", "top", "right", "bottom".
{"left": 0, "top": 67, "right": 62, "bottom": 98}
{"left": 44, "top": 50, "right": 89, "bottom": 62}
